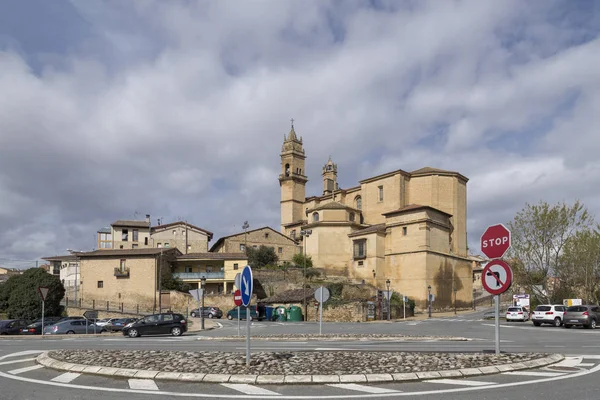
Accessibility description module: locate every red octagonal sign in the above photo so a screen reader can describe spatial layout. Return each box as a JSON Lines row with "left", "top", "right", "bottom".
{"left": 481, "top": 223, "right": 511, "bottom": 259}
{"left": 233, "top": 289, "right": 242, "bottom": 306}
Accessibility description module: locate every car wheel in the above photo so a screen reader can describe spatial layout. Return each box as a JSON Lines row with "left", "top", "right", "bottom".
{"left": 227, "top": 314, "right": 233, "bottom": 320}
{"left": 590, "top": 319, "right": 597, "bottom": 329}
{"left": 533, "top": 321, "right": 541, "bottom": 326}
{"left": 128, "top": 329, "right": 139, "bottom": 338}
{"left": 191, "top": 312, "right": 197, "bottom": 318}
{"left": 249, "top": 316, "right": 253, "bottom": 321}
{"left": 66, "top": 330, "right": 75, "bottom": 334}
{"left": 564, "top": 324, "right": 572, "bottom": 329}
{"left": 553, "top": 318, "right": 561, "bottom": 328}
{"left": 171, "top": 327, "right": 182, "bottom": 336}
{"left": 208, "top": 314, "right": 214, "bottom": 319}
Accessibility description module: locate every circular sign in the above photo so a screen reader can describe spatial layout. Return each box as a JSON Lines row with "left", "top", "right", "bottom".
{"left": 481, "top": 224, "right": 511, "bottom": 259}
{"left": 482, "top": 260, "right": 513, "bottom": 295}
{"left": 315, "top": 287, "right": 330, "bottom": 303}
{"left": 233, "top": 289, "right": 242, "bottom": 306}
{"left": 240, "top": 265, "right": 253, "bottom": 307}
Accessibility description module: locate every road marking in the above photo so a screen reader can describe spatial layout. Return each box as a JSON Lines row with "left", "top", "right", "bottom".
{"left": 579, "top": 363, "right": 594, "bottom": 367}
{"left": 128, "top": 379, "right": 159, "bottom": 390}
{"left": 51, "top": 372, "right": 81, "bottom": 383}
{"left": 582, "top": 355, "right": 600, "bottom": 359}
{"left": 8, "top": 365, "right": 44, "bottom": 375}
{"left": 0, "top": 357, "right": 37, "bottom": 366}
{"left": 426, "top": 378, "right": 496, "bottom": 386}
{"left": 502, "top": 371, "right": 565, "bottom": 377}
{"left": 555, "top": 357, "right": 583, "bottom": 367}
{"left": 315, "top": 348, "right": 357, "bottom": 351}
{"left": 221, "top": 384, "right": 280, "bottom": 395}
{"left": 544, "top": 346, "right": 566, "bottom": 348}
{"left": 327, "top": 384, "right": 399, "bottom": 393}
{"left": 0, "top": 350, "right": 43, "bottom": 359}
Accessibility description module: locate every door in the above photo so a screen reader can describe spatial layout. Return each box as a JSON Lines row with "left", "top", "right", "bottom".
{"left": 155, "top": 314, "right": 175, "bottom": 335}
{"left": 138, "top": 315, "right": 160, "bottom": 335}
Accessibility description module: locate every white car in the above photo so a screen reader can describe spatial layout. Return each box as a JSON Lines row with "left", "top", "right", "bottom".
{"left": 532, "top": 304, "right": 566, "bottom": 327}
{"left": 506, "top": 306, "right": 529, "bottom": 322}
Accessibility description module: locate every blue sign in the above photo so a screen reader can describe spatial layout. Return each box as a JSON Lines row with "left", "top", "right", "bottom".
{"left": 240, "top": 265, "right": 253, "bottom": 307}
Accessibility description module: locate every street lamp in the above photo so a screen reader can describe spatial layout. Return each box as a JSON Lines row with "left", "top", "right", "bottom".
{"left": 427, "top": 285, "right": 432, "bottom": 318}
{"left": 300, "top": 229, "right": 312, "bottom": 320}
{"left": 386, "top": 279, "right": 391, "bottom": 321}
{"left": 453, "top": 287, "right": 458, "bottom": 315}
{"left": 242, "top": 221, "right": 249, "bottom": 252}
{"left": 200, "top": 277, "right": 207, "bottom": 330}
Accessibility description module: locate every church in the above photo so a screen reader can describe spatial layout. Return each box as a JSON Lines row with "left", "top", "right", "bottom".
{"left": 279, "top": 124, "right": 473, "bottom": 309}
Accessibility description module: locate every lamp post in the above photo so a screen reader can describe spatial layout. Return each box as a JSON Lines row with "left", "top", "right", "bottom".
{"left": 243, "top": 221, "right": 249, "bottom": 252}
{"left": 386, "top": 279, "right": 391, "bottom": 321}
{"left": 453, "top": 287, "right": 458, "bottom": 315}
{"left": 300, "top": 229, "right": 312, "bottom": 320}
{"left": 200, "top": 277, "right": 206, "bottom": 330}
{"left": 428, "top": 285, "right": 432, "bottom": 318}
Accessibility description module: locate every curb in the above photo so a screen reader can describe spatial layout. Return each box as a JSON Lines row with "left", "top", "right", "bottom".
{"left": 36, "top": 352, "right": 564, "bottom": 385}
{"left": 195, "top": 335, "right": 471, "bottom": 341}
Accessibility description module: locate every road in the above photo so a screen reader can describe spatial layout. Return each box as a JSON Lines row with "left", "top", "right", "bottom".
{"left": 0, "top": 308, "right": 599, "bottom": 399}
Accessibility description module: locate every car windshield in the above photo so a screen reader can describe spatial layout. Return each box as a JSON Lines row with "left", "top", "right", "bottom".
{"left": 567, "top": 306, "right": 583, "bottom": 312}
{"left": 535, "top": 306, "right": 551, "bottom": 312}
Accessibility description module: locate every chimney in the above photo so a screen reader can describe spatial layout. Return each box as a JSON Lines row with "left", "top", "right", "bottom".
{"left": 145, "top": 214, "right": 150, "bottom": 223}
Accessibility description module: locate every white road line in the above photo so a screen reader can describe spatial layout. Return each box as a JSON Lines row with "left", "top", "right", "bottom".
{"left": 544, "top": 346, "right": 566, "bottom": 348}
{"left": 327, "top": 383, "right": 400, "bottom": 394}
{"left": 315, "top": 348, "right": 357, "bottom": 351}
{"left": 425, "top": 378, "right": 496, "bottom": 386}
{"left": 582, "top": 355, "right": 600, "bottom": 359}
{"left": 128, "top": 379, "right": 159, "bottom": 390}
{"left": 221, "top": 384, "right": 280, "bottom": 395}
{"left": 8, "top": 365, "right": 44, "bottom": 375}
{"left": 51, "top": 372, "right": 81, "bottom": 383}
{"left": 0, "top": 357, "right": 37, "bottom": 366}
{"left": 0, "top": 350, "right": 44, "bottom": 359}
{"left": 555, "top": 357, "right": 583, "bottom": 367}
{"left": 503, "top": 371, "right": 565, "bottom": 377}
{"left": 579, "top": 362, "right": 594, "bottom": 367}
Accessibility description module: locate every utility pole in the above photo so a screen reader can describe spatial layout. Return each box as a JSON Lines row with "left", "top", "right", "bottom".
{"left": 158, "top": 248, "right": 163, "bottom": 313}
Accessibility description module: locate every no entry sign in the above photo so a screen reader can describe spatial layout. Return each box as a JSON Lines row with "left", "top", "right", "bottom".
{"left": 233, "top": 289, "right": 242, "bottom": 306}
{"left": 482, "top": 260, "right": 513, "bottom": 295}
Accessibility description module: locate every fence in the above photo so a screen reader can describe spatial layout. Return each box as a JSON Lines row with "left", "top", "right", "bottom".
{"left": 62, "top": 297, "right": 156, "bottom": 316}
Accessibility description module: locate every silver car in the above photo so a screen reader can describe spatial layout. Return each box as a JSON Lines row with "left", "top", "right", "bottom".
{"left": 43, "top": 319, "right": 102, "bottom": 335}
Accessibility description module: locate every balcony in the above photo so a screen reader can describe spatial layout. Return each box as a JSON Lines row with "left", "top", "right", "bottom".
{"left": 114, "top": 267, "right": 130, "bottom": 278}
{"left": 173, "top": 272, "right": 224, "bottom": 280}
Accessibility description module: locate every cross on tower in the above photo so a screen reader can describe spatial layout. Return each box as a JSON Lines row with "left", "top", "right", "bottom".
{"left": 290, "top": 118, "right": 294, "bottom": 128}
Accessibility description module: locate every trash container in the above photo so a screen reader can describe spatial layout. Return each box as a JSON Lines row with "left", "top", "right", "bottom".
{"left": 265, "top": 306, "right": 274, "bottom": 321}
{"left": 287, "top": 305, "right": 303, "bottom": 322}
{"left": 275, "top": 306, "right": 287, "bottom": 322}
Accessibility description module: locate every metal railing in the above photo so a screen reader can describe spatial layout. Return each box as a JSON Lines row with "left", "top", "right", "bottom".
{"left": 173, "top": 272, "right": 224, "bottom": 280}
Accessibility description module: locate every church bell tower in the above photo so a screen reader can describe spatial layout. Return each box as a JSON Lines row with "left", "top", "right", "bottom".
{"left": 279, "top": 120, "right": 308, "bottom": 234}
{"left": 322, "top": 156, "right": 338, "bottom": 196}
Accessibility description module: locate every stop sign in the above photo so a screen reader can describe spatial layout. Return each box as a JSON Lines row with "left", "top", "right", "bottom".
{"left": 233, "top": 289, "right": 242, "bottom": 306}
{"left": 481, "top": 224, "right": 511, "bottom": 259}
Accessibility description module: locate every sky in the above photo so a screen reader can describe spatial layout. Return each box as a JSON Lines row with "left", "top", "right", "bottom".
{"left": 1, "top": 0, "right": 599, "bottom": 268}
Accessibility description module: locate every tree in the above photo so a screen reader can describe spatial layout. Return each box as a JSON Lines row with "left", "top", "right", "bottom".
{"left": 246, "top": 246, "right": 279, "bottom": 268}
{"left": 506, "top": 200, "right": 592, "bottom": 303}
{"left": 160, "top": 263, "right": 190, "bottom": 292}
{"left": 2, "top": 268, "right": 65, "bottom": 319}
{"left": 559, "top": 227, "right": 600, "bottom": 303}
{"left": 292, "top": 253, "right": 313, "bottom": 269}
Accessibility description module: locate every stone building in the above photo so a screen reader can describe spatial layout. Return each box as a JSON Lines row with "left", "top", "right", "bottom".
{"left": 279, "top": 124, "right": 473, "bottom": 309}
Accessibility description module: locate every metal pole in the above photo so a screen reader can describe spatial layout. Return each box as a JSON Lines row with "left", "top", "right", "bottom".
{"left": 246, "top": 304, "right": 251, "bottom": 366}
{"left": 74, "top": 258, "right": 78, "bottom": 307}
{"left": 319, "top": 302, "right": 323, "bottom": 335}
{"left": 494, "top": 295, "right": 500, "bottom": 355}
{"left": 303, "top": 235, "right": 306, "bottom": 320}
{"left": 158, "top": 250, "right": 163, "bottom": 313}
{"left": 454, "top": 290, "right": 457, "bottom": 315}
{"left": 41, "top": 300, "right": 45, "bottom": 337}
{"left": 403, "top": 297, "right": 406, "bottom": 321}
{"left": 85, "top": 318, "right": 88, "bottom": 334}
{"left": 237, "top": 306, "right": 240, "bottom": 336}
{"left": 201, "top": 286, "right": 205, "bottom": 330}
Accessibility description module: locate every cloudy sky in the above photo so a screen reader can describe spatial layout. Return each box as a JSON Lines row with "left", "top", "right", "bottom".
{"left": 1, "top": 0, "right": 599, "bottom": 267}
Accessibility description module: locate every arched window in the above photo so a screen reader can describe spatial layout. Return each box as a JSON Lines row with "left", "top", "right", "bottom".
{"left": 349, "top": 213, "right": 355, "bottom": 222}
{"left": 285, "top": 163, "right": 290, "bottom": 177}
{"left": 313, "top": 212, "right": 319, "bottom": 222}
{"left": 355, "top": 196, "right": 362, "bottom": 210}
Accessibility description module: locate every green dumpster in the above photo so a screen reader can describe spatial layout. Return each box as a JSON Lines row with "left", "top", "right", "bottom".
{"left": 275, "top": 306, "right": 287, "bottom": 322}
{"left": 287, "top": 305, "right": 303, "bottom": 322}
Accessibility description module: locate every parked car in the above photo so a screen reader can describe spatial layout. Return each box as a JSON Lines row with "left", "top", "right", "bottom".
{"left": 506, "top": 306, "right": 529, "bottom": 322}
{"left": 190, "top": 307, "right": 223, "bottom": 319}
{"left": 226, "top": 306, "right": 262, "bottom": 321}
{"left": 532, "top": 305, "right": 566, "bottom": 327}
{"left": 0, "top": 319, "right": 29, "bottom": 335}
{"left": 94, "top": 318, "right": 112, "bottom": 327}
{"left": 104, "top": 318, "right": 137, "bottom": 332}
{"left": 20, "top": 317, "right": 63, "bottom": 335}
{"left": 122, "top": 313, "right": 187, "bottom": 338}
{"left": 563, "top": 305, "right": 600, "bottom": 329}
{"left": 43, "top": 319, "right": 102, "bottom": 335}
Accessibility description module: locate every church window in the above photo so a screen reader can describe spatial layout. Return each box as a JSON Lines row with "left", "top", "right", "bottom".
{"left": 240, "top": 244, "right": 245, "bottom": 251}
{"left": 313, "top": 212, "right": 319, "bottom": 222}
{"left": 378, "top": 186, "right": 384, "bottom": 201}
{"left": 285, "top": 164, "right": 290, "bottom": 177}
{"left": 355, "top": 196, "right": 362, "bottom": 210}
{"left": 403, "top": 227, "right": 407, "bottom": 236}
{"left": 353, "top": 239, "right": 367, "bottom": 259}
{"left": 349, "top": 212, "right": 355, "bottom": 222}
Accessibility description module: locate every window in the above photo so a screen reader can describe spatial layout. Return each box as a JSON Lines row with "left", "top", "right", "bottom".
{"left": 162, "top": 314, "right": 173, "bottom": 322}
{"left": 119, "top": 245, "right": 123, "bottom": 249}
{"left": 157, "top": 243, "right": 162, "bottom": 248}
{"left": 253, "top": 245, "right": 257, "bottom": 248}
{"left": 403, "top": 227, "right": 407, "bottom": 236}
{"left": 100, "top": 233, "right": 112, "bottom": 241}
{"left": 187, "top": 245, "right": 191, "bottom": 250}
{"left": 100, "top": 242, "right": 112, "bottom": 249}
{"left": 144, "top": 237, "right": 148, "bottom": 245}
{"left": 132, "top": 244, "right": 138, "bottom": 249}
{"left": 173, "top": 230, "right": 177, "bottom": 235}
{"left": 278, "top": 247, "right": 283, "bottom": 254}
{"left": 264, "top": 233, "right": 269, "bottom": 238}
{"left": 120, "top": 259, "right": 126, "bottom": 272}
{"left": 353, "top": 240, "right": 367, "bottom": 259}
{"left": 313, "top": 212, "right": 319, "bottom": 222}
{"left": 185, "top": 266, "right": 192, "bottom": 273}
{"left": 233, "top": 263, "right": 239, "bottom": 270}
{"left": 164, "top": 243, "right": 170, "bottom": 248}
{"left": 358, "top": 261, "right": 364, "bottom": 266}
{"left": 97, "top": 281, "right": 103, "bottom": 288}
{"left": 132, "top": 229, "right": 139, "bottom": 242}
{"left": 355, "top": 196, "right": 362, "bottom": 210}
{"left": 240, "top": 244, "right": 245, "bottom": 251}
{"left": 291, "top": 230, "right": 296, "bottom": 239}
{"left": 206, "top": 266, "right": 213, "bottom": 272}
{"left": 144, "top": 315, "right": 159, "bottom": 323}
{"left": 122, "top": 229, "right": 128, "bottom": 241}
{"left": 378, "top": 185, "right": 384, "bottom": 201}
{"left": 285, "top": 163, "right": 290, "bottom": 176}
{"left": 349, "top": 213, "right": 355, "bottom": 222}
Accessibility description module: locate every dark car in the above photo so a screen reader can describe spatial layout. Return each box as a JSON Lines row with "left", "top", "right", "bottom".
{"left": 122, "top": 313, "right": 187, "bottom": 338}
{"left": 105, "top": 318, "right": 138, "bottom": 332}
{"left": 190, "top": 307, "right": 223, "bottom": 319}
{"left": 226, "top": 306, "right": 262, "bottom": 321}
{"left": 20, "top": 317, "right": 63, "bottom": 335}
{"left": 563, "top": 305, "right": 600, "bottom": 329}
{"left": 0, "top": 319, "right": 29, "bottom": 335}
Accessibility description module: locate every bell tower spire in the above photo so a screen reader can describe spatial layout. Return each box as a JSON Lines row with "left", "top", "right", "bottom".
{"left": 279, "top": 120, "right": 308, "bottom": 234}
{"left": 322, "top": 156, "right": 338, "bottom": 195}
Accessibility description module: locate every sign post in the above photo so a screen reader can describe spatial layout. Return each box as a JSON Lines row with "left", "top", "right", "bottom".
{"left": 233, "top": 289, "right": 242, "bottom": 336}
{"left": 234, "top": 273, "right": 242, "bottom": 336}
{"left": 315, "top": 287, "right": 330, "bottom": 335}
{"left": 37, "top": 287, "right": 49, "bottom": 337}
{"left": 83, "top": 310, "right": 98, "bottom": 335}
{"left": 403, "top": 295, "right": 408, "bottom": 320}
{"left": 240, "top": 265, "right": 253, "bottom": 366}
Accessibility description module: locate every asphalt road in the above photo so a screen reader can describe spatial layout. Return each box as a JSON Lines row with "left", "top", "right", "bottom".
{"left": 1, "top": 308, "right": 599, "bottom": 399}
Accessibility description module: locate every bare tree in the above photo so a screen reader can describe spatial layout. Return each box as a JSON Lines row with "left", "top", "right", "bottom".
{"left": 559, "top": 227, "right": 600, "bottom": 304}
